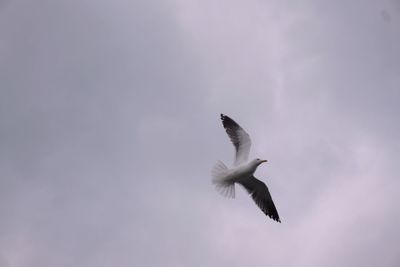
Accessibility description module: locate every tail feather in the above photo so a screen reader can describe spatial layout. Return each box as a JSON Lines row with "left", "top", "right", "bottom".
{"left": 211, "top": 161, "right": 235, "bottom": 198}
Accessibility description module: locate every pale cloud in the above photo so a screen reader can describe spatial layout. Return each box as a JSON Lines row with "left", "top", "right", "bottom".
{"left": 0, "top": 0, "right": 399, "bottom": 266}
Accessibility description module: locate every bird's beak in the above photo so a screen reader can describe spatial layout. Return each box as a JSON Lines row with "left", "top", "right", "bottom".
{"left": 261, "top": 160, "right": 268, "bottom": 164}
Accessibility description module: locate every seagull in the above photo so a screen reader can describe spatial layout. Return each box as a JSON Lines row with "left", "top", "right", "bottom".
{"left": 212, "top": 114, "right": 281, "bottom": 223}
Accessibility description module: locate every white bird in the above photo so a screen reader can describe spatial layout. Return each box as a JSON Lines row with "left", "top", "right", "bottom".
{"left": 212, "top": 114, "right": 281, "bottom": 222}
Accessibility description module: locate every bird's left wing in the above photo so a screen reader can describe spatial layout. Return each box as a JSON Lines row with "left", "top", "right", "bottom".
{"left": 239, "top": 176, "right": 281, "bottom": 222}
{"left": 220, "top": 114, "right": 251, "bottom": 166}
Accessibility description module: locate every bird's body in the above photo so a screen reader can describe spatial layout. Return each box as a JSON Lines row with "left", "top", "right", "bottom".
{"left": 216, "top": 160, "right": 257, "bottom": 183}
{"left": 227, "top": 163, "right": 255, "bottom": 182}
{"left": 212, "top": 114, "right": 281, "bottom": 223}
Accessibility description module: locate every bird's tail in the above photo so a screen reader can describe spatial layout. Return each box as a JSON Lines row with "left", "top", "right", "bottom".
{"left": 211, "top": 160, "right": 235, "bottom": 198}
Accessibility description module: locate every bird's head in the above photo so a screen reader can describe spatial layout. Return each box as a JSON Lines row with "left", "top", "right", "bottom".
{"left": 253, "top": 158, "right": 268, "bottom": 166}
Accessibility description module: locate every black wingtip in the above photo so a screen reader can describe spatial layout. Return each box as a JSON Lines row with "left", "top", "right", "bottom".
{"left": 220, "top": 114, "right": 227, "bottom": 123}
{"left": 270, "top": 216, "right": 281, "bottom": 223}
{"left": 268, "top": 215, "right": 282, "bottom": 223}
{"left": 220, "top": 113, "right": 232, "bottom": 122}
{"left": 268, "top": 215, "right": 281, "bottom": 223}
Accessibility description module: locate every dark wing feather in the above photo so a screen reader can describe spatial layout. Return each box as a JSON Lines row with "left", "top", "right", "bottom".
{"left": 220, "top": 114, "right": 251, "bottom": 165}
{"left": 239, "top": 176, "right": 281, "bottom": 223}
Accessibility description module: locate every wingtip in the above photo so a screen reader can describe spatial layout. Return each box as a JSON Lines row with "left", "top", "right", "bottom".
{"left": 271, "top": 217, "right": 281, "bottom": 223}
{"left": 273, "top": 215, "right": 281, "bottom": 223}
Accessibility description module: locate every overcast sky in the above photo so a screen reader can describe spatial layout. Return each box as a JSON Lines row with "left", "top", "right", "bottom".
{"left": 1, "top": 0, "right": 400, "bottom": 266}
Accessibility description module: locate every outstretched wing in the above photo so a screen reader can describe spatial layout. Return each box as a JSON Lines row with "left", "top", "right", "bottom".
{"left": 220, "top": 114, "right": 251, "bottom": 166}
{"left": 239, "top": 176, "right": 281, "bottom": 223}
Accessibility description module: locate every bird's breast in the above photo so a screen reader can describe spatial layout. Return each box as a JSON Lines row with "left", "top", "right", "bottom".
{"left": 229, "top": 164, "right": 255, "bottom": 182}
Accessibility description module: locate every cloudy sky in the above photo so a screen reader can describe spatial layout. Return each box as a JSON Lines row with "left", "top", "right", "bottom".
{"left": 1, "top": 0, "right": 400, "bottom": 266}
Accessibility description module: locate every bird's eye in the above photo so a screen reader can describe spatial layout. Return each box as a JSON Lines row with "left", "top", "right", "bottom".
{"left": 257, "top": 158, "right": 260, "bottom": 161}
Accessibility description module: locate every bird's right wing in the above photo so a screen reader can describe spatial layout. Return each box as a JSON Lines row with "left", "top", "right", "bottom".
{"left": 239, "top": 176, "right": 281, "bottom": 223}
{"left": 220, "top": 114, "right": 251, "bottom": 166}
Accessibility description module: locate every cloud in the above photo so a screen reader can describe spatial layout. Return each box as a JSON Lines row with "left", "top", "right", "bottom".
{"left": 0, "top": 0, "right": 399, "bottom": 266}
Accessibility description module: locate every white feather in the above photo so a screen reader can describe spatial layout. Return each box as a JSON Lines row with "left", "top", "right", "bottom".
{"left": 211, "top": 160, "right": 235, "bottom": 198}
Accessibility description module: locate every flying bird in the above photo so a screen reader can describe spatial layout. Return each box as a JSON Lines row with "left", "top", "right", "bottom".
{"left": 212, "top": 114, "right": 281, "bottom": 222}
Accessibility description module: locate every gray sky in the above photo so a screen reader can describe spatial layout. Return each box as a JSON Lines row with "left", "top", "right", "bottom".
{"left": 1, "top": 0, "right": 400, "bottom": 266}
